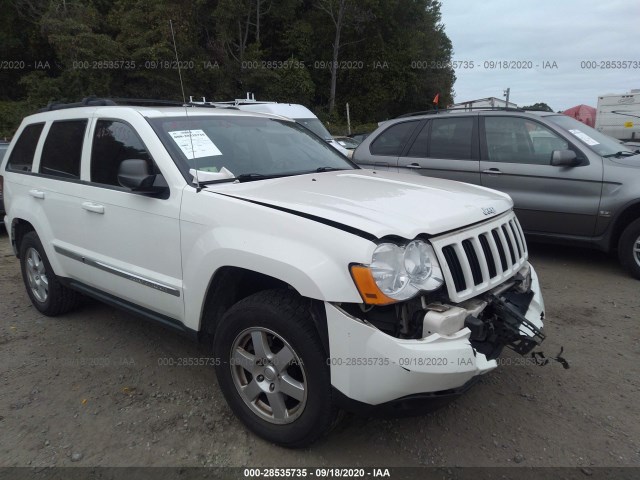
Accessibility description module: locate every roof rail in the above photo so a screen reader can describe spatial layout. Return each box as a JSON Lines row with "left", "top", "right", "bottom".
{"left": 395, "top": 106, "right": 526, "bottom": 118}
{"left": 37, "top": 96, "right": 220, "bottom": 112}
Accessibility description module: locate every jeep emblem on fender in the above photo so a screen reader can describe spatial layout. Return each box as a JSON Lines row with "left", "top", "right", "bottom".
{"left": 482, "top": 207, "right": 496, "bottom": 216}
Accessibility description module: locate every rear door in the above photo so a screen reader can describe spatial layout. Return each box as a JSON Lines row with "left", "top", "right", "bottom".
{"left": 33, "top": 118, "right": 92, "bottom": 269}
{"left": 479, "top": 115, "right": 602, "bottom": 236}
{"left": 398, "top": 115, "right": 480, "bottom": 183}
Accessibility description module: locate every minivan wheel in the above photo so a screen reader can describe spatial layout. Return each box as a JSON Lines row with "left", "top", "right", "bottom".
{"left": 19, "top": 231, "right": 81, "bottom": 315}
{"left": 618, "top": 218, "right": 640, "bottom": 280}
{"left": 214, "top": 289, "right": 337, "bottom": 448}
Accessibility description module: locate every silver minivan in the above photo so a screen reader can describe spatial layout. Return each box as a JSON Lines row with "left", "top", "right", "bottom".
{"left": 352, "top": 109, "right": 640, "bottom": 279}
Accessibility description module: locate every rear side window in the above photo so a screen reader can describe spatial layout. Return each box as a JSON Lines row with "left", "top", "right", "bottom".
{"left": 6, "top": 123, "right": 45, "bottom": 172}
{"left": 428, "top": 117, "right": 473, "bottom": 160}
{"left": 370, "top": 121, "right": 419, "bottom": 156}
{"left": 40, "top": 120, "right": 87, "bottom": 179}
{"left": 406, "top": 123, "right": 429, "bottom": 157}
{"left": 91, "top": 120, "right": 154, "bottom": 187}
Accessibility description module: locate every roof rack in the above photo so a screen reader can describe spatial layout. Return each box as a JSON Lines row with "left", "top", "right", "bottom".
{"left": 37, "top": 96, "right": 220, "bottom": 112}
{"left": 395, "top": 106, "right": 526, "bottom": 118}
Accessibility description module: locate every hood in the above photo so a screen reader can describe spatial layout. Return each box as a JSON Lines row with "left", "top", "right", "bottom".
{"left": 210, "top": 170, "right": 513, "bottom": 239}
{"left": 609, "top": 153, "right": 640, "bottom": 167}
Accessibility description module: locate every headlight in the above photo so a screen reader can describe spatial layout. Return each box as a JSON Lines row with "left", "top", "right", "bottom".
{"left": 353, "top": 240, "right": 444, "bottom": 304}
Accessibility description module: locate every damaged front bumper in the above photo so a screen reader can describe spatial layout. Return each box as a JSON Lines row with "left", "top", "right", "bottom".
{"left": 325, "top": 263, "right": 545, "bottom": 406}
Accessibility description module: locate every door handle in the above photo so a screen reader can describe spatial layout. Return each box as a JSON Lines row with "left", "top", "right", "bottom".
{"left": 82, "top": 202, "right": 105, "bottom": 214}
{"left": 404, "top": 163, "right": 421, "bottom": 169}
{"left": 482, "top": 168, "right": 503, "bottom": 175}
{"left": 29, "top": 189, "right": 45, "bottom": 199}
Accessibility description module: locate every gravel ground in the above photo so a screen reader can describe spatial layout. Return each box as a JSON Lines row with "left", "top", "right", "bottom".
{"left": 0, "top": 229, "right": 638, "bottom": 468}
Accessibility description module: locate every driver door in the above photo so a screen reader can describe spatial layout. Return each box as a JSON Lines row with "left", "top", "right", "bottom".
{"left": 479, "top": 116, "right": 602, "bottom": 237}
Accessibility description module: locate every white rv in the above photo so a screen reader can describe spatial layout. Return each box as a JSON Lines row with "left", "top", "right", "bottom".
{"left": 197, "top": 94, "right": 349, "bottom": 156}
{"left": 595, "top": 90, "right": 640, "bottom": 141}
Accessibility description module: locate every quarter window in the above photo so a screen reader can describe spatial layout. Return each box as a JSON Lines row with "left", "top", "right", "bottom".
{"left": 6, "top": 123, "right": 45, "bottom": 172}
{"left": 370, "top": 121, "right": 419, "bottom": 156}
{"left": 40, "top": 120, "right": 87, "bottom": 179}
{"left": 484, "top": 117, "right": 569, "bottom": 164}
{"left": 91, "top": 120, "right": 154, "bottom": 187}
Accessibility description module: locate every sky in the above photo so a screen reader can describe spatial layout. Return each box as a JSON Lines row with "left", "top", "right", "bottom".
{"left": 439, "top": 0, "right": 640, "bottom": 111}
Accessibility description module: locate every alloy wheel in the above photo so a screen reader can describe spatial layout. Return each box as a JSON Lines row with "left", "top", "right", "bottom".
{"left": 25, "top": 247, "right": 49, "bottom": 303}
{"left": 230, "top": 327, "right": 307, "bottom": 424}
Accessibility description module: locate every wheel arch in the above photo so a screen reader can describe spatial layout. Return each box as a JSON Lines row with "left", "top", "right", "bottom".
{"left": 11, "top": 217, "right": 37, "bottom": 258}
{"left": 610, "top": 201, "right": 640, "bottom": 251}
{"left": 197, "top": 267, "right": 330, "bottom": 354}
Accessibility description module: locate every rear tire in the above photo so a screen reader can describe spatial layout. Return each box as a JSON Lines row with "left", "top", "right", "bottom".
{"left": 214, "top": 289, "right": 337, "bottom": 448}
{"left": 19, "top": 231, "right": 81, "bottom": 315}
{"left": 618, "top": 218, "right": 640, "bottom": 280}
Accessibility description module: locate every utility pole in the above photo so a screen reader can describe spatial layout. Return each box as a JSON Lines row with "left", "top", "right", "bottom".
{"left": 503, "top": 88, "right": 511, "bottom": 107}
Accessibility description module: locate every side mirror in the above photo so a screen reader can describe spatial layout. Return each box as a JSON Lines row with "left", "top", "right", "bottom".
{"left": 551, "top": 149, "right": 579, "bottom": 167}
{"left": 117, "top": 159, "right": 168, "bottom": 195}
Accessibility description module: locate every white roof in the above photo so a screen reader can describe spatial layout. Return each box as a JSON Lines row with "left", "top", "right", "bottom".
{"left": 24, "top": 105, "right": 292, "bottom": 122}
{"left": 225, "top": 103, "right": 315, "bottom": 118}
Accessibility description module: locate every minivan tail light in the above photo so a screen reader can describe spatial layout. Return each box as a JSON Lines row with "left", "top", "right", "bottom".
{"left": 0, "top": 175, "right": 3, "bottom": 194}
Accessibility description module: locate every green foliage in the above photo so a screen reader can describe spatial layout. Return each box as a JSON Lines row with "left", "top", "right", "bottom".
{"left": 0, "top": 101, "right": 32, "bottom": 139}
{"left": 522, "top": 102, "right": 554, "bottom": 112}
{"left": 0, "top": 0, "right": 455, "bottom": 136}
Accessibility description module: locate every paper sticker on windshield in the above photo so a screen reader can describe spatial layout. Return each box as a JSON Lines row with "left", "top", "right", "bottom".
{"left": 568, "top": 129, "right": 600, "bottom": 146}
{"left": 168, "top": 130, "right": 222, "bottom": 159}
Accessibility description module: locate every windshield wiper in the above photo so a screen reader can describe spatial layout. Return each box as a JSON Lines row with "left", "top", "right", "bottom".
{"left": 197, "top": 168, "right": 348, "bottom": 190}
{"left": 603, "top": 151, "right": 636, "bottom": 158}
{"left": 235, "top": 173, "right": 268, "bottom": 182}
{"left": 197, "top": 172, "right": 297, "bottom": 188}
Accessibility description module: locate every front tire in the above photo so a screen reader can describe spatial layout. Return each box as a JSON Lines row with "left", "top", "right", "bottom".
{"left": 618, "top": 218, "right": 640, "bottom": 280}
{"left": 19, "top": 231, "right": 81, "bottom": 315}
{"left": 214, "top": 290, "right": 337, "bottom": 448}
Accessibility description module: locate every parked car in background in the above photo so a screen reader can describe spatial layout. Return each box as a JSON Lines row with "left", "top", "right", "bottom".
{"left": 352, "top": 108, "right": 640, "bottom": 279}
{"left": 349, "top": 132, "right": 371, "bottom": 144}
{"left": 333, "top": 136, "right": 361, "bottom": 157}
{"left": 0, "top": 141, "right": 9, "bottom": 227}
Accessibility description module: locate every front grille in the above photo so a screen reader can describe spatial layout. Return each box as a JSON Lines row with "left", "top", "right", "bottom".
{"left": 431, "top": 212, "right": 528, "bottom": 303}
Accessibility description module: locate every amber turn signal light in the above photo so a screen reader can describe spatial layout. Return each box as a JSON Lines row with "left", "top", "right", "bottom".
{"left": 349, "top": 265, "right": 397, "bottom": 306}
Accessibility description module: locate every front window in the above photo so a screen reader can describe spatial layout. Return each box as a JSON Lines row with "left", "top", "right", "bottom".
{"left": 546, "top": 115, "right": 634, "bottom": 157}
{"left": 150, "top": 116, "right": 355, "bottom": 181}
{"left": 484, "top": 117, "right": 569, "bottom": 165}
{"left": 91, "top": 120, "right": 157, "bottom": 187}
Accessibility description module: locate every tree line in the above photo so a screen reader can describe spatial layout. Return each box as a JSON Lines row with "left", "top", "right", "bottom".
{"left": 0, "top": 0, "right": 455, "bottom": 138}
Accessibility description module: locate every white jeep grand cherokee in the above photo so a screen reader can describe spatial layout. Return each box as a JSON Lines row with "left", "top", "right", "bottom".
{"left": 1, "top": 98, "right": 546, "bottom": 447}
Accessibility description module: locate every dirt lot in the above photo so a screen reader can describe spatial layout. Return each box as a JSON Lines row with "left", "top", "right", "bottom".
{"left": 0, "top": 228, "right": 638, "bottom": 469}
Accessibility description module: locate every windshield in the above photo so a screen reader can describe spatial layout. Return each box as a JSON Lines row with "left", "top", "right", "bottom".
{"left": 546, "top": 115, "right": 635, "bottom": 157}
{"left": 150, "top": 116, "right": 355, "bottom": 182}
{"left": 296, "top": 118, "right": 333, "bottom": 140}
